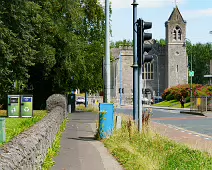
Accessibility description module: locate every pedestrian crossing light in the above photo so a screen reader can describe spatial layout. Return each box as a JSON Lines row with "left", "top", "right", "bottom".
{"left": 137, "top": 18, "right": 153, "bottom": 66}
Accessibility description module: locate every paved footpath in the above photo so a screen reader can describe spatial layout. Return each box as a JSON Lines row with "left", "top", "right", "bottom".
{"left": 51, "top": 112, "right": 123, "bottom": 170}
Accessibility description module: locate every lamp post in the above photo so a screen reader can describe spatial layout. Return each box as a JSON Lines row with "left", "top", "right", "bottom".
{"left": 131, "top": 0, "right": 139, "bottom": 122}
{"left": 156, "top": 55, "right": 159, "bottom": 102}
{"left": 152, "top": 54, "right": 159, "bottom": 102}
{"left": 184, "top": 38, "right": 192, "bottom": 99}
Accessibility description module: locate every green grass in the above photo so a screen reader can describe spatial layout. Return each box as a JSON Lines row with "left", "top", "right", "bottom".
{"left": 42, "top": 118, "right": 69, "bottom": 170}
{"left": 76, "top": 104, "right": 99, "bottom": 113}
{"left": 0, "top": 110, "right": 7, "bottom": 116}
{"left": 103, "top": 121, "right": 212, "bottom": 170}
{"left": 154, "top": 100, "right": 190, "bottom": 108}
{"left": 0, "top": 110, "right": 47, "bottom": 146}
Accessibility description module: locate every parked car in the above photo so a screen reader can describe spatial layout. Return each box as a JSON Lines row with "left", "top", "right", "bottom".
{"left": 76, "top": 97, "right": 85, "bottom": 105}
{"left": 151, "top": 96, "right": 163, "bottom": 104}
{"left": 142, "top": 97, "right": 151, "bottom": 105}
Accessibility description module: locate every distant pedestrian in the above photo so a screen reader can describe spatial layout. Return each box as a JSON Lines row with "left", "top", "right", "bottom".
{"left": 180, "top": 96, "right": 185, "bottom": 108}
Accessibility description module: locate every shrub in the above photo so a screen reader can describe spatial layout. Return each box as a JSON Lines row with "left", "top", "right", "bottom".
{"left": 166, "top": 94, "right": 174, "bottom": 101}
{"left": 162, "top": 84, "right": 212, "bottom": 102}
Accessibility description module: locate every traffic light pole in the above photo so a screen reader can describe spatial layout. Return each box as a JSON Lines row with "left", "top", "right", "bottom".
{"left": 132, "top": 1, "right": 139, "bottom": 122}
{"left": 137, "top": 19, "right": 143, "bottom": 133}
{"left": 137, "top": 18, "right": 153, "bottom": 133}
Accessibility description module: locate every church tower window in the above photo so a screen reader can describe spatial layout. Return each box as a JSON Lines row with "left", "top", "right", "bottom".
{"left": 173, "top": 30, "right": 177, "bottom": 40}
{"left": 173, "top": 26, "right": 182, "bottom": 41}
{"left": 177, "top": 29, "right": 182, "bottom": 40}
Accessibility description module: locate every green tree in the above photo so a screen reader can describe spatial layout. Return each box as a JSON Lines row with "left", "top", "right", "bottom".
{"left": 187, "top": 43, "right": 212, "bottom": 84}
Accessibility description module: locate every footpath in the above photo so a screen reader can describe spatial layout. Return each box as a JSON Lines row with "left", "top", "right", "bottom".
{"left": 51, "top": 112, "right": 123, "bottom": 170}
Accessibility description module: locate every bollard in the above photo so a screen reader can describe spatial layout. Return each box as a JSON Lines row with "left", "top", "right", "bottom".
{"left": 0, "top": 118, "right": 6, "bottom": 143}
{"left": 68, "top": 104, "right": 72, "bottom": 113}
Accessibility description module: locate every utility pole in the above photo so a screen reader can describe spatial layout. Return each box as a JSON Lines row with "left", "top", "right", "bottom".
{"left": 131, "top": 0, "right": 139, "bottom": 121}
{"left": 120, "top": 52, "right": 123, "bottom": 106}
{"left": 157, "top": 55, "right": 160, "bottom": 102}
{"left": 185, "top": 38, "right": 192, "bottom": 99}
{"left": 104, "top": 0, "right": 110, "bottom": 103}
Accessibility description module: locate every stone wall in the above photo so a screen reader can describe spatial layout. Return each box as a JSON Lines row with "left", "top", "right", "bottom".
{"left": 0, "top": 94, "right": 67, "bottom": 170}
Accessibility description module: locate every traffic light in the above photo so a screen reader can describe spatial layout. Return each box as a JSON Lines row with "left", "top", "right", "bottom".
{"left": 137, "top": 18, "right": 153, "bottom": 66}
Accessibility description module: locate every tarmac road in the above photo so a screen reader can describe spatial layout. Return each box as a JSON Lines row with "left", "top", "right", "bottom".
{"left": 116, "top": 107, "right": 212, "bottom": 137}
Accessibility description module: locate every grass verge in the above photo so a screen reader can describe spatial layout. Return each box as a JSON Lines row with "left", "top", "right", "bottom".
{"left": 0, "top": 110, "right": 7, "bottom": 116}
{"left": 0, "top": 110, "right": 47, "bottom": 146}
{"left": 153, "top": 100, "right": 190, "bottom": 108}
{"left": 42, "top": 118, "right": 69, "bottom": 170}
{"left": 103, "top": 120, "right": 212, "bottom": 170}
{"left": 76, "top": 104, "right": 99, "bottom": 113}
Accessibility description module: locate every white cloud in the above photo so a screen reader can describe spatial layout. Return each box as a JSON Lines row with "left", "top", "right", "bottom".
{"left": 182, "top": 8, "right": 212, "bottom": 19}
{"left": 100, "top": 0, "right": 185, "bottom": 9}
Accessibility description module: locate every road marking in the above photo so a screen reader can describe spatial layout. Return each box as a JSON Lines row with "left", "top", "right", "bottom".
{"left": 153, "top": 122, "right": 212, "bottom": 140}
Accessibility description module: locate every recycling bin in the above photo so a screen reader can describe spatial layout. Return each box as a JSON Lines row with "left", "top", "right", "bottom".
{"left": 68, "top": 93, "right": 76, "bottom": 113}
{"left": 99, "top": 103, "right": 114, "bottom": 139}
{"left": 8, "top": 95, "right": 20, "bottom": 117}
{"left": 21, "top": 95, "right": 33, "bottom": 117}
{"left": 0, "top": 118, "right": 6, "bottom": 143}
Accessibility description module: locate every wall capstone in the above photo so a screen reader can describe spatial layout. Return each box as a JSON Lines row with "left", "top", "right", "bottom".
{"left": 0, "top": 94, "right": 67, "bottom": 170}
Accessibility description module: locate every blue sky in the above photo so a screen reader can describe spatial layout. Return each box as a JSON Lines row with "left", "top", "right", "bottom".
{"left": 101, "top": 0, "right": 212, "bottom": 44}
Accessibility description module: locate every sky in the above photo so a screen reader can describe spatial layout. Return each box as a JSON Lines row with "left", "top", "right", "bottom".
{"left": 100, "top": 0, "right": 212, "bottom": 44}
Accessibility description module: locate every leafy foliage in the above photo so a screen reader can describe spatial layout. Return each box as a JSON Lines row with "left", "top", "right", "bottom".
{"left": 0, "top": 0, "right": 108, "bottom": 109}
{"left": 162, "top": 84, "right": 212, "bottom": 101}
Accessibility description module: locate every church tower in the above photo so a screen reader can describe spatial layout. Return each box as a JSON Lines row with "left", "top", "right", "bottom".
{"left": 165, "top": 6, "right": 188, "bottom": 88}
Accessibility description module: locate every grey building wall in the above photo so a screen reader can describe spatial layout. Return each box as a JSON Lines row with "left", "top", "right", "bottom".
{"left": 146, "top": 42, "right": 166, "bottom": 97}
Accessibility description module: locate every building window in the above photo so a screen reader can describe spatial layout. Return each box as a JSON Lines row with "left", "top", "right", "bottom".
{"left": 173, "top": 30, "right": 177, "bottom": 40}
{"left": 173, "top": 26, "right": 182, "bottom": 41}
{"left": 142, "top": 62, "right": 154, "bottom": 80}
{"left": 178, "top": 29, "right": 181, "bottom": 40}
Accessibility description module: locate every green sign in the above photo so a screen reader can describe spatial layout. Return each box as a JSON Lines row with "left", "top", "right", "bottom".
{"left": 8, "top": 95, "right": 20, "bottom": 117}
{"left": 21, "top": 95, "right": 33, "bottom": 117}
{"left": 189, "top": 71, "right": 194, "bottom": 77}
{"left": 0, "top": 118, "right": 6, "bottom": 143}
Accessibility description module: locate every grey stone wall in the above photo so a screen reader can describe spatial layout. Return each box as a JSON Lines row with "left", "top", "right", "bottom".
{"left": 0, "top": 94, "right": 67, "bottom": 170}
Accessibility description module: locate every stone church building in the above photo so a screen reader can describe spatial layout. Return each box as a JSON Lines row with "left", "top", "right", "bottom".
{"left": 110, "top": 6, "right": 188, "bottom": 105}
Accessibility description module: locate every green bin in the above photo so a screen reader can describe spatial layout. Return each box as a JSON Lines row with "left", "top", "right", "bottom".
{"left": 8, "top": 95, "right": 20, "bottom": 117}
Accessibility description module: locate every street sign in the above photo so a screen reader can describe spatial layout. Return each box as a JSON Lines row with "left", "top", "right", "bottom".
{"left": 21, "top": 95, "right": 33, "bottom": 117}
{"left": 189, "top": 71, "right": 194, "bottom": 77}
{"left": 8, "top": 95, "right": 20, "bottom": 117}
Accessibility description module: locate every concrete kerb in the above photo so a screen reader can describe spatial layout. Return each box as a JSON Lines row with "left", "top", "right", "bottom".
{"left": 179, "top": 110, "right": 206, "bottom": 116}
{"left": 150, "top": 106, "right": 190, "bottom": 111}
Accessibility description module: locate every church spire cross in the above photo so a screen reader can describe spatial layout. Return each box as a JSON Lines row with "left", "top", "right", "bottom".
{"left": 174, "top": 0, "right": 178, "bottom": 6}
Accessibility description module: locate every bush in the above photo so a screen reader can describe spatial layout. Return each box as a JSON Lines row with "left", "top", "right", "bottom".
{"left": 166, "top": 94, "right": 174, "bottom": 101}
{"left": 162, "top": 84, "right": 212, "bottom": 102}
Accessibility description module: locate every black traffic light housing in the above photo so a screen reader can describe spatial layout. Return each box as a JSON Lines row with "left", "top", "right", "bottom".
{"left": 137, "top": 18, "right": 153, "bottom": 66}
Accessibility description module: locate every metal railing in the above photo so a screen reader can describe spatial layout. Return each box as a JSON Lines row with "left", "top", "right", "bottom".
{"left": 190, "top": 96, "right": 212, "bottom": 112}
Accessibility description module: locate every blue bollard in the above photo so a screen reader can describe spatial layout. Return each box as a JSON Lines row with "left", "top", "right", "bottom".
{"left": 99, "top": 103, "right": 114, "bottom": 139}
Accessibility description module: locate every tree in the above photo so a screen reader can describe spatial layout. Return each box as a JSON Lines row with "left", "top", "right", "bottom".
{"left": 187, "top": 43, "right": 212, "bottom": 84}
{"left": 0, "top": 0, "right": 108, "bottom": 108}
